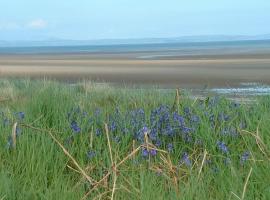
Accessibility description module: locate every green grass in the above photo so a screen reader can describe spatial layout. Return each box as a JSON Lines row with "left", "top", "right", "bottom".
{"left": 0, "top": 79, "right": 269, "bottom": 200}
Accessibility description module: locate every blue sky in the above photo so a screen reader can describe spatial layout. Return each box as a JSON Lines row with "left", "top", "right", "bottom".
{"left": 1, "top": 0, "right": 270, "bottom": 40}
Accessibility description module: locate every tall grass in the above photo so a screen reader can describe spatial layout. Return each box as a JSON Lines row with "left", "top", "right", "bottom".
{"left": 0, "top": 79, "right": 269, "bottom": 200}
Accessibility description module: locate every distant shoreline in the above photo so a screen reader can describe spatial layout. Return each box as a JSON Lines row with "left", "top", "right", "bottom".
{"left": 0, "top": 40, "right": 270, "bottom": 88}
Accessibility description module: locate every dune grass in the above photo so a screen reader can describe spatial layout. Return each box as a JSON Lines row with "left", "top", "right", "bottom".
{"left": 0, "top": 79, "right": 269, "bottom": 200}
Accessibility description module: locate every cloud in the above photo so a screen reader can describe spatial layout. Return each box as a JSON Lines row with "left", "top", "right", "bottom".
{"left": 27, "top": 19, "right": 47, "bottom": 29}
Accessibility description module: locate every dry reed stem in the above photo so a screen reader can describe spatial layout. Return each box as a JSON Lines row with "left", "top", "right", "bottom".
{"left": 111, "top": 161, "right": 117, "bottom": 200}
{"left": 172, "top": 88, "right": 180, "bottom": 111}
{"left": 67, "top": 165, "right": 81, "bottom": 174}
{"left": 241, "top": 167, "right": 253, "bottom": 200}
{"left": 29, "top": 115, "right": 43, "bottom": 126}
{"left": 242, "top": 129, "right": 269, "bottom": 157}
{"left": 47, "top": 130, "right": 96, "bottom": 185}
{"left": 105, "top": 123, "right": 114, "bottom": 168}
{"left": 198, "top": 149, "right": 208, "bottom": 179}
{"left": 82, "top": 146, "right": 141, "bottom": 200}
{"left": 230, "top": 191, "right": 241, "bottom": 200}
{"left": 11, "top": 122, "right": 17, "bottom": 148}
{"left": 90, "top": 126, "right": 93, "bottom": 149}
{"left": 21, "top": 124, "right": 97, "bottom": 185}
{"left": 104, "top": 123, "right": 117, "bottom": 200}
{"left": 140, "top": 144, "right": 168, "bottom": 154}
{"left": 119, "top": 174, "right": 140, "bottom": 194}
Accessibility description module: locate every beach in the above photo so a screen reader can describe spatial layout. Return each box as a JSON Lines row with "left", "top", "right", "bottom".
{"left": 1, "top": 52, "right": 270, "bottom": 88}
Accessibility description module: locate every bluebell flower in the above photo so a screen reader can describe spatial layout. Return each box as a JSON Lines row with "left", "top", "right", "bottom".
{"left": 16, "top": 126, "right": 22, "bottom": 136}
{"left": 113, "top": 136, "right": 121, "bottom": 143}
{"left": 218, "top": 113, "right": 230, "bottom": 122}
{"left": 164, "top": 125, "right": 174, "bottom": 137}
{"left": 149, "top": 128, "right": 158, "bottom": 141}
{"left": 220, "top": 127, "right": 238, "bottom": 137}
{"left": 82, "top": 111, "right": 88, "bottom": 117}
{"left": 180, "top": 152, "right": 192, "bottom": 167}
{"left": 87, "top": 150, "right": 96, "bottom": 160}
{"left": 7, "top": 136, "right": 13, "bottom": 149}
{"left": 155, "top": 139, "right": 162, "bottom": 147}
{"left": 121, "top": 127, "right": 129, "bottom": 135}
{"left": 17, "top": 112, "right": 25, "bottom": 120}
{"left": 240, "top": 151, "right": 250, "bottom": 165}
{"left": 70, "top": 121, "right": 81, "bottom": 134}
{"left": 181, "top": 126, "right": 193, "bottom": 134}
{"left": 142, "top": 148, "right": 149, "bottom": 157}
{"left": 217, "top": 141, "right": 229, "bottom": 154}
{"left": 173, "top": 112, "right": 185, "bottom": 127}
{"left": 167, "top": 143, "right": 173, "bottom": 153}
{"left": 239, "top": 121, "right": 247, "bottom": 129}
{"left": 94, "top": 108, "right": 101, "bottom": 116}
{"left": 150, "top": 149, "right": 157, "bottom": 156}
{"left": 190, "top": 115, "right": 200, "bottom": 124}
{"left": 95, "top": 128, "right": 102, "bottom": 136}
{"left": 109, "top": 121, "right": 117, "bottom": 132}
{"left": 183, "top": 107, "right": 191, "bottom": 115}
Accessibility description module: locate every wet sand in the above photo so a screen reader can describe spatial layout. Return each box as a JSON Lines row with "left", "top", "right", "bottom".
{"left": 0, "top": 53, "right": 270, "bottom": 88}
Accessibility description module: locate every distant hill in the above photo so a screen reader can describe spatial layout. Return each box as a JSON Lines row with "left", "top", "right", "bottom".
{"left": 1, "top": 34, "right": 270, "bottom": 47}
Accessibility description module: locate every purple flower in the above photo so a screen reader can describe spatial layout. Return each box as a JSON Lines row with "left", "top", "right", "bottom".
{"left": 150, "top": 149, "right": 157, "bottom": 156}
{"left": 167, "top": 143, "right": 173, "bottom": 153}
{"left": 217, "top": 141, "right": 229, "bottom": 154}
{"left": 218, "top": 113, "right": 230, "bottom": 122}
{"left": 109, "top": 121, "right": 117, "bottom": 132}
{"left": 70, "top": 121, "right": 81, "bottom": 134}
{"left": 191, "top": 115, "right": 200, "bottom": 123}
{"left": 113, "top": 136, "right": 121, "bottom": 143}
{"left": 87, "top": 150, "right": 96, "bottom": 160}
{"left": 155, "top": 139, "right": 162, "bottom": 147}
{"left": 94, "top": 108, "right": 101, "bottom": 116}
{"left": 240, "top": 151, "right": 250, "bottom": 165}
{"left": 182, "top": 126, "right": 193, "bottom": 134}
{"left": 7, "top": 136, "right": 13, "bottom": 149}
{"left": 142, "top": 148, "right": 149, "bottom": 157}
{"left": 95, "top": 128, "right": 102, "bottom": 136}
{"left": 184, "top": 107, "right": 191, "bottom": 115}
{"left": 17, "top": 112, "right": 25, "bottom": 120}
{"left": 239, "top": 121, "right": 247, "bottom": 129}
{"left": 142, "top": 126, "right": 149, "bottom": 134}
{"left": 173, "top": 112, "right": 185, "bottom": 126}
{"left": 15, "top": 126, "right": 22, "bottom": 136}
{"left": 180, "top": 152, "right": 192, "bottom": 167}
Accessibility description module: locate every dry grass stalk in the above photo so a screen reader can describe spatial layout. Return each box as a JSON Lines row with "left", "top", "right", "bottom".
{"left": 11, "top": 122, "right": 18, "bottom": 148}
{"left": 105, "top": 123, "right": 114, "bottom": 168}
{"left": 172, "top": 88, "right": 180, "bottom": 111}
{"left": 230, "top": 191, "right": 241, "bottom": 200}
{"left": 47, "top": 130, "right": 96, "bottom": 185}
{"left": 198, "top": 149, "right": 208, "bottom": 179}
{"left": 242, "top": 129, "right": 269, "bottom": 157}
{"left": 241, "top": 167, "right": 253, "bottom": 200}
{"left": 82, "top": 146, "right": 141, "bottom": 200}
{"left": 21, "top": 124, "right": 97, "bottom": 185}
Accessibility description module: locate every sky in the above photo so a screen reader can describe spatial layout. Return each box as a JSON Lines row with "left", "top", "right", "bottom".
{"left": 0, "top": 0, "right": 270, "bottom": 41}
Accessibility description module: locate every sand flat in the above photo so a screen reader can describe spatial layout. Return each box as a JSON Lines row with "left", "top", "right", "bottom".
{"left": 0, "top": 53, "right": 270, "bottom": 87}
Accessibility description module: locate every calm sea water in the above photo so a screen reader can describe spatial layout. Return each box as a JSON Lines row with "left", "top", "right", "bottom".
{"left": 0, "top": 40, "right": 270, "bottom": 55}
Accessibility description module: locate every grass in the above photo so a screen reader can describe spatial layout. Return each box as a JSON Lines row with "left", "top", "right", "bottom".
{"left": 0, "top": 79, "right": 269, "bottom": 200}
